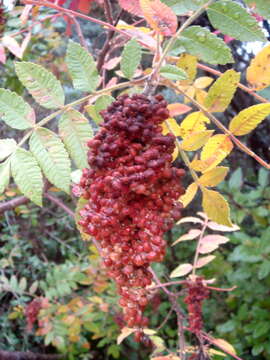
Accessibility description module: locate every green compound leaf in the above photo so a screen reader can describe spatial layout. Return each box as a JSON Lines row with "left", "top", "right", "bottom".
{"left": 11, "top": 148, "right": 43, "bottom": 206}
{"left": 0, "top": 89, "right": 35, "bottom": 129}
{"left": 120, "top": 39, "right": 142, "bottom": 79}
{"left": 30, "top": 127, "right": 71, "bottom": 193}
{"left": 204, "top": 69, "right": 240, "bottom": 112}
{"left": 59, "top": 109, "right": 93, "bottom": 169}
{"left": 0, "top": 159, "right": 11, "bottom": 194}
{"left": 176, "top": 26, "right": 233, "bottom": 65}
{"left": 160, "top": 64, "right": 187, "bottom": 80}
{"left": 66, "top": 40, "right": 99, "bottom": 92}
{"left": 0, "top": 139, "right": 17, "bottom": 161}
{"left": 207, "top": 0, "right": 266, "bottom": 42}
{"left": 15, "top": 62, "right": 65, "bottom": 109}
{"left": 161, "top": 0, "right": 208, "bottom": 15}
{"left": 243, "top": 0, "right": 270, "bottom": 19}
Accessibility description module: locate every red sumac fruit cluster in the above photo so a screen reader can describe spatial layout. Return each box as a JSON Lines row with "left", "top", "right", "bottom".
{"left": 184, "top": 277, "right": 210, "bottom": 333}
{"left": 78, "top": 93, "right": 185, "bottom": 333}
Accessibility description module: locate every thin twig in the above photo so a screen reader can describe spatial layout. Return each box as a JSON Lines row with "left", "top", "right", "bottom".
{"left": 44, "top": 193, "right": 75, "bottom": 218}
{"left": 150, "top": 268, "right": 186, "bottom": 360}
{"left": 97, "top": 0, "right": 117, "bottom": 71}
{"left": 69, "top": 15, "right": 88, "bottom": 49}
{"left": 22, "top": 0, "right": 132, "bottom": 40}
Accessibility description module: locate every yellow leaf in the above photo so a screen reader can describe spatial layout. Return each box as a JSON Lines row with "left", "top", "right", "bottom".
{"left": 195, "top": 89, "right": 208, "bottom": 105}
{"left": 201, "top": 135, "right": 233, "bottom": 170}
{"left": 162, "top": 118, "right": 181, "bottom": 136}
{"left": 229, "top": 103, "right": 270, "bottom": 136}
{"left": 194, "top": 76, "right": 214, "bottom": 89}
{"left": 177, "top": 53, "right": 197, "bottom": 85}
{"left": 170, "top": 263, "right": 193, "bottom": 278}
{"left": 172, "top": 144, "right": 179, "bottom": 161}
{"left": 198, "top": 166, "right": 229, "bottom": 187}
{"left": 180, "top": 182, "right": 198, "bottom": 207}
{"left": 179, "top": 111, "right": 210, "bottom": 138}
{"left": 202, "top": 188, "right": 232, "bottom": 227}
{"left": 204, "top": 70, "right": 240, "bottom": 112}
{"left": 208, "top": 348, "right": 227, "bottom": 357}
{"left": 246, "top": 44, "right": 270, "bottom": 90}
{"left": 183, "top": 86, "right": 196, "bottom": 103}
{"left": 181, "top": 130, "right": 214, "bottom": 151}
{"left": 190, "top": 158, "right": 213, "bottom": 172}
{"left": 117, "top": 327, "right": 135, "bottom": 345}
{"left": 212, "top": 338, "right": 237, "bottom": 355}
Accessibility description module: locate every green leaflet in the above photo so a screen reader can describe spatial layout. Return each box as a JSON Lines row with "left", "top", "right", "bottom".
{"left": 120, "top": 39, "right": 142, "bottom": 79}
{"left": 66, "top": 40, "right": 99, "bottom": 92}
{"left": 0, "top": 159, "right": 10, "bottom": 194}
{"left": 161, "top": 0, "right": 208, "bottom": 15}
{"left": 160, "top": 65, "right": 187, "bottom": 80}
{"left": 207, "top": 0, "right": 266, "bottom": 42}
{"left": 0, "top": 89, "right": 35, "bottom": 129}
{"left": 11, "top": 148, "right": 43, "bottom": 206}
{"left": 15, "top": 62, "right": 65, "bottom": 109}
{"left": 30, "top": 127, "right": 71, "bottom": 193}
{"left": 58, "top": 109, "right": 93, "bottom": 169}
{"left": 0, "top": 139, "right": 17, "bottom": 161}
{"left": 86, "top": 95, "right": 115, "bottom": 124}
{"left": 243, "top": 0, "right": 270, "bottom": 19}
{"left": 175, "top": 26, "right": 233, "bottom": 65}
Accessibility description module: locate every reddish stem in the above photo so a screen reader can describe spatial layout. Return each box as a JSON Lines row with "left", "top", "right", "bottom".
{"left": 22, "top": 0, "right": 132, "bottom": 40}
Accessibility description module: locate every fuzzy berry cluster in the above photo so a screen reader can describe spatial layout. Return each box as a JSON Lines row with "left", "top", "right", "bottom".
{"left": 25, "top": 298, "right": 42, "bottom": 332}
{"left": 78, "top": 94, "right": 185, "bottom": 333}
{"left": 184, "top": 277, "right": 210, "bottom": 333}
{"left": 0, "top": 4, "right": 6, "bottom": 36}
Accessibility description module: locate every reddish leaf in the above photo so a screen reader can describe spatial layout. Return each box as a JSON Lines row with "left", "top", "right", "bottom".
{"left": 78, "top": 0, "right": 93, "bottom": 14}
{"left": 0, "top": 44, "right": 6, "bottom": 64}
{"left": 140, "top": 0, "right": 178, "bottom": 36}
{"left": 168, "top": 103, "right": 192, "bottom": 117}
{"left": 118, "top": 0, "right": 143, "bottom": 17}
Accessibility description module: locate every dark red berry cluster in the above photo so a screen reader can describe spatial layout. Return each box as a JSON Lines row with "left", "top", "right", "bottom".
{"left": 77, "top": 93, "right": 185, "bottom": 332}
{"left": 184, "top": 277, "right": 210, "bottom": 334}
{"left": 25, "top": 298, "right": 42, "bottom": 332}
{"left": 0, "top": 4, "right": 7, "bottom": 36}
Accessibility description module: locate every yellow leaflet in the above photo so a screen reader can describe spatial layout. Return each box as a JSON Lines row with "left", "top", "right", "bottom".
{"left": 229, "top": 103, "right": 270, "bottom": 136}
{"left": 204, "top": 70, "right": 240, "bottom": 112}
{"left": 190, "top": 158, "right": 214, "bottom": 173}
{"left": 198, "top": 166, "right": 229, "bottom": 187}
{"left": 179, "top": 111, "right": 210, "bottom": 138}
{"left": 202, "top": 188, "right": 232, "bottom": 227}
{"left": 181, "top": 130, "right": 214, "bottom": 151}
{"left": 180, "top": 182, "right": 198, "bottom": 207}
{"left": 183, "top": 86, "right": 196, "bottom": 103}
{"left": 246, "top": 44, "right": 270, "bottom": 90}
{"left": 177, "top": 53, "right": 197, "bottom": 85}
{"left": 201, "top": 134, "right": 233, "bottom": 170}
{"left": 172, "top": 144, "right": 179, "bottom": 161}
{"left": 162, "top": 118, "right": 181, "bottom": 136}
{"left": 194, "top": 76, "right": 214, "bottom": 89}
{"left": 212, "top": 338, "right": 237, "bottom": 356}
{"left": 195, "top": 89, "right": 208, "bottom": 105}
